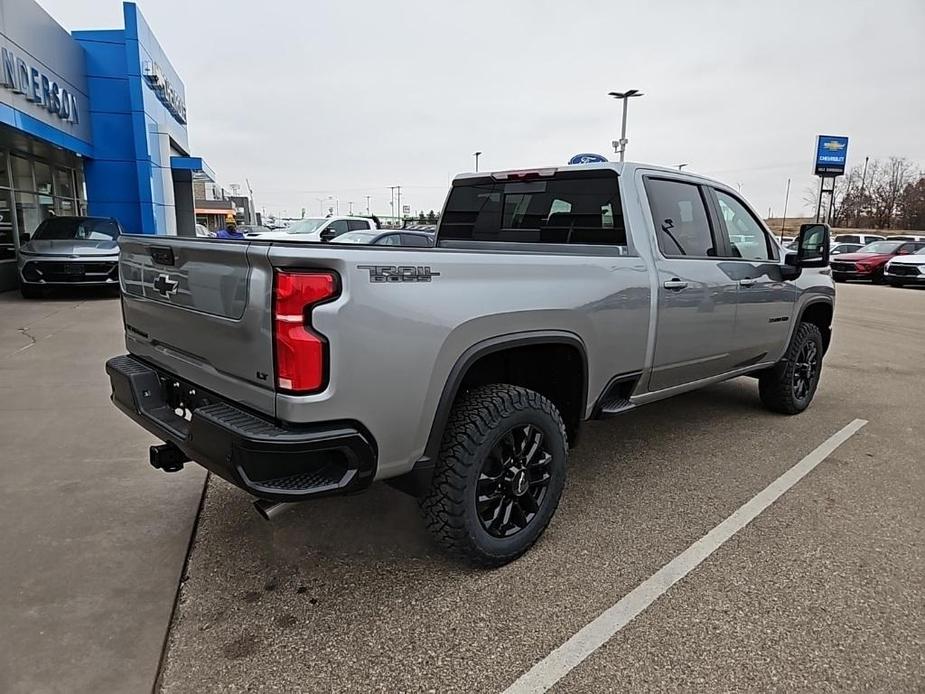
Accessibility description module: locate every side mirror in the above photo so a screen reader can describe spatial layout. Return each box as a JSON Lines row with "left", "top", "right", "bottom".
{"left": 19, "top": 232, "right": 30, "bottom": 243}
{"left": 319, "top": 229, "right": 335, "bottom": 243}
{"left": 782, "top": 223, "right": 829, "bottom": 279}
{"left": 795, "top": 223, "right": 830, "bottom": 267}
{"left": 897, "top": 248, "right": 911, "bottom": 255}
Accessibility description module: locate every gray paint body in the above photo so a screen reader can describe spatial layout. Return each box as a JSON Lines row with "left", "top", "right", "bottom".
{"left": 118, "top": 163, "right": 834, "bottom": 479}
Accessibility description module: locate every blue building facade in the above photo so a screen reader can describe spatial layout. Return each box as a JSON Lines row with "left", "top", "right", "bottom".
{"left": 0, "top": 0, "right": 212, "bottom": 291}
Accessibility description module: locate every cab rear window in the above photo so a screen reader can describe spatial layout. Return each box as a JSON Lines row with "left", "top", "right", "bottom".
{"left": 439, "top": 172, "right": 626, "bottom": 247}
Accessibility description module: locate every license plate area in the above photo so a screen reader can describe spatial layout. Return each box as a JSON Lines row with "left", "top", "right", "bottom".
{"left": 61, "top": 263, "right": 85, "bottom": 276}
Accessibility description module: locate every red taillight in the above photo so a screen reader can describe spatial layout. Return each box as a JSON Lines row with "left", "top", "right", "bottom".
{"left": 273, "top": 271, "right": 338, "bottom": 393}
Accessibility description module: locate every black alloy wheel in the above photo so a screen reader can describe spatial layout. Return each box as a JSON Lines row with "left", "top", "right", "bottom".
{"left": 791, "top": 340, "right": 820, "bottom": 402}
{"left": 476, "top": 424, "right": 552, "bottom": 538}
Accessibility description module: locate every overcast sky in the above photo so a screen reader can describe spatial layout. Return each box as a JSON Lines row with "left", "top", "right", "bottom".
{"left": 42, "top": 0, "right": 925, "bottom": 219}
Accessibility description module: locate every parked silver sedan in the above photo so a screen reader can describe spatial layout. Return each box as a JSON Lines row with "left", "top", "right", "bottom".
{"left": 17, "top": 216, "right": 123, "bottom": 298}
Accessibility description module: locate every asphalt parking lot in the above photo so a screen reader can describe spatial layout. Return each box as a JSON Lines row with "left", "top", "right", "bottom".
{"left": 2, "top": 282, "right": 923, "bottom": 693}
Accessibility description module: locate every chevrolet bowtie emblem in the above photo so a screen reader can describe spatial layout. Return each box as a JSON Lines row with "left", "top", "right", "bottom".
{"left": 152, "top": 273, "right": 179, "bottom": 297}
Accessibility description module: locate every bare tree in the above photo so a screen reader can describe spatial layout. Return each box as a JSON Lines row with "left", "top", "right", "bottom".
{"left": 897, "top": 176, "right": 925, "bottom": 230}
{"left": 869, "top": 157, "right": 916, "bottom": 228}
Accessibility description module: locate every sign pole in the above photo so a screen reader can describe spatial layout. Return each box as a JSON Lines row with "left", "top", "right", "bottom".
{"left": 814, "top": 176, "right": 825, "bottom": 223}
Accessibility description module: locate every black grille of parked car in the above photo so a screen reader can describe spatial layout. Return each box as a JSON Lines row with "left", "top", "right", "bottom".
{"left": 888, "top": 265, "right": 919, "bottom": 276}
{"left": 24, "top": 260, "right": 118, "bottom": 282}
{"left": 830, "top": 262, "right": 853, "bottom": 272}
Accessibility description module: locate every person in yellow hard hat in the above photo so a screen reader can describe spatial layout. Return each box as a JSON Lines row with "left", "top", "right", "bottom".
{"left": 216, "top": 214, "right": 243, "bottom": 239}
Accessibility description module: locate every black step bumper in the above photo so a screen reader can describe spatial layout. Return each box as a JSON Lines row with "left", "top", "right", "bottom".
{"left": 105, "top": 355, "right": 377, "bottom": 501}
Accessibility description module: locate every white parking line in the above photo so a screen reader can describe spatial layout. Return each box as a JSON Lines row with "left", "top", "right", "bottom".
{"left": 503, "top": 418, "right": 868, "bottom": 694}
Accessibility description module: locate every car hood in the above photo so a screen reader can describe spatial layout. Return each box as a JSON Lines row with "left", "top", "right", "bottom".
{"left": 832, "top": 252, "right": 892, "bottom": 263}
{"left": 22, "top": 239, "right": 119, "bottom": 256}
{"left": 886, "top": 254, "right": 925, "bottom": 266}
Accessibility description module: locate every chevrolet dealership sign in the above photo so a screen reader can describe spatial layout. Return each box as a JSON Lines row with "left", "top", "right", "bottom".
{"left": 814, "top": 135, "right": 849, "bottom": 176}
{"left": 143, "top": 60, "right": 187, "bottom": 124}
{"left": 0, "top": 46, "right": 79, "bottom": 124}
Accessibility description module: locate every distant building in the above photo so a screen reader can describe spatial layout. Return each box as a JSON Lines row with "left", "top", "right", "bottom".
{"left": 0, "top": 0, "right": 222, "bottom": 291}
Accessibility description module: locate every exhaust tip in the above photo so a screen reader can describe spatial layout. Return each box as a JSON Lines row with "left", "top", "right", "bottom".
{"left": 253, "top": 498, "right": 287, "bottom": 521}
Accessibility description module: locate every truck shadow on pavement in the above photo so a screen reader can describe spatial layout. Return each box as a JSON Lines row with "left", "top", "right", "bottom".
{"left": 161, "top": 376, "right": 826, "bottom": 688}
{"left": 208, "top": 377, "right": 768, "bottom": 567}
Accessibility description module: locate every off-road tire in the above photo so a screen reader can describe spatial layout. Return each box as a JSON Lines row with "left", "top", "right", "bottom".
{"left": 758, "top": 322, "right": 824, "bottom": 415}
{"left": 420, "top": 384, "right": 567, "bottom": 567}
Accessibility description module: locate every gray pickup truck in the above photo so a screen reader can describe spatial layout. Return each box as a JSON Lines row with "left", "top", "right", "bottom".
{"left": 106, "top": 163, "right": 834, "bottom": 566}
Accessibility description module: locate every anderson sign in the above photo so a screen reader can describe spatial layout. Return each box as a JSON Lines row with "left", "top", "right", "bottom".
{"left": 0, "top": 46, "right": 79, "bottom": 124}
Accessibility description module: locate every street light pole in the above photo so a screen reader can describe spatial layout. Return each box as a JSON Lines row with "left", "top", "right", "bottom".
{"left": 366, "top": 195, "right": 371, "bottom": 216}
{"left": 856, "top": 155, "right": 869, "bottom": 227}
{"left": 780, "top": 177, "right": 791, "bottom": 240}
{"left": 473, "top": 151, "right": 482, "bottom": 172}
{"left": 608, "top": 89, "right": 643, "bottom": 162}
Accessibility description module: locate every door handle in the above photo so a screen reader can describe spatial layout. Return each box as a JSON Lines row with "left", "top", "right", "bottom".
{"left": 738, "top": 278, "right": 758, "bottom": 287}
{"left": 663, "top": 279, "right": 688, "bottom": 290}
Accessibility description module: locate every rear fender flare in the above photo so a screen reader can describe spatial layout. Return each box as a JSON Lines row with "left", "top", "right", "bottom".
{"left": 420, "top": 331, "right": 589, "bottom": 463}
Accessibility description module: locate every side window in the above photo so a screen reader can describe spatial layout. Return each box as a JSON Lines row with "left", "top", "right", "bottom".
{"left": 346, "top": 219, "right": 369, "bottom": 232}
{"left": 326, "top": 220, "right": 350, "bottom": 235}
{"left": 645, "top": 179, "right": 715, "bottom": 257}
{"left": 714, "top": 190, "right": 776, "bottom": 261}
{"left": 375, "top": 233, "right": 401, "bottom": 246}
{"left": 401, "top": 233, "right": 431, "bottom": 247}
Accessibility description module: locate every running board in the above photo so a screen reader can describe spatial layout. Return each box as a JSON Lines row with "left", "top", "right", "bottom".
{"left": 594, "top": 371, "right": 642, "bottom": 417}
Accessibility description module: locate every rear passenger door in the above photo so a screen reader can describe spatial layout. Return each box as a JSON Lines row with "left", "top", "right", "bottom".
{"left": 709, "top": 188, "right": 795, "bottom": 366}
{"left": 644, "top": 177, "right": 739, "bottom": 391}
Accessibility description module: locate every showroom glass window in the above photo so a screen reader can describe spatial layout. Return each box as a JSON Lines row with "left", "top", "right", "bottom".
{"left": 1, "top": 152, "right": 85, "bottom": 262}
{"left": 0, "top": 152, "right": 12, "bottom": 262}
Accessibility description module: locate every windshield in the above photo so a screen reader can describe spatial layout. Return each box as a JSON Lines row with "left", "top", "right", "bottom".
{"left": 332, "top": 231, "right": 377, "bottom": 244}
{"left": 286, "top": 218, "right": 327, "bottom": 234}
{"left": 858, "top": 241, "right": 903, "bottom": 254}
{"left": 32, "top": 217, "right": 120, "bottom": 241}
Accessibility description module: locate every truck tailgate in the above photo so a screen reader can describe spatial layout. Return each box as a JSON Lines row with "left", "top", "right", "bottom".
{"left": 118, "top": 236, "right": 277, "bottom": 416}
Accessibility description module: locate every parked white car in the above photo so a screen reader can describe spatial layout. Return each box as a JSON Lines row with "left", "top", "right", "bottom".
{"left": 832, "top": 233, "right": 885, "bottom": 245}
{"left": 247, "top": 216, "right": 377, "bottom": 242}
{"left": 884, "top": 247, "right": 925, "bottom": 287}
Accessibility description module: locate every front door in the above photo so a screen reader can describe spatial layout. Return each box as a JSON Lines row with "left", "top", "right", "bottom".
{"left": 710, "top": 188, "right": 795, "bottom": 365}
{"left": 644, "top": 177, "right": 739, "bottom": 391}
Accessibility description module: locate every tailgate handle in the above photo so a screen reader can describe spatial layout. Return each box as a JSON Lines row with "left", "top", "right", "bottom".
{"left": 150, "top": 246, "right": 175, "bottom": 266}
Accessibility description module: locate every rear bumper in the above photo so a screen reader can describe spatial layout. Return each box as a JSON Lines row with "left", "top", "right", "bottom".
{"left": 105, "top": 354, "right": 377, "bottom": 501}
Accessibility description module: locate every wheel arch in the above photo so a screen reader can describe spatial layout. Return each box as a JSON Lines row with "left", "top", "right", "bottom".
{"left": 796, "top": 298, "right": 834, "bottom": 353}
{"left": 420, "top": 331, "right": 589, "bottom": 463}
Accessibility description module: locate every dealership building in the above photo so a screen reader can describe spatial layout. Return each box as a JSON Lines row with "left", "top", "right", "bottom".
{"left": 0, "top": 0, "right": 214, "bottom": 291}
